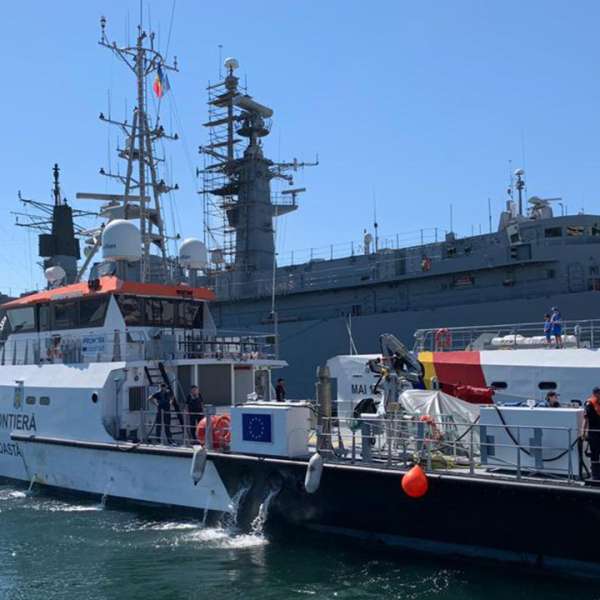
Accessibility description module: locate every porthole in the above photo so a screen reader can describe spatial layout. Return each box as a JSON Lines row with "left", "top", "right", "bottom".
{"left": 538, "top": 382, "right": 557, "bottom": 390}
{"left": 91, "top": 393, "right": 98, "bottom": 404}
{"left": 25, "top": 396, "right": 36, "bottom": 405}
{"left": 491, "top": 382, "right": 507, "bottom": 390}
{"left": 39, "top": 396, "right": 50, "bottom": 406}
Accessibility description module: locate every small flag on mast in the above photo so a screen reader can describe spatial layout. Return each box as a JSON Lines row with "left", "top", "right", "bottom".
{"left": 153, "top": 65, "right": 170, "bottom": 98}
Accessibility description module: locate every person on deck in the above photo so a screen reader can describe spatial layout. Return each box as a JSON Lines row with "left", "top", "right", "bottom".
{"left": 185, "top": 385, "right": 204, "bottom": 443}
{"left": 545, "top": 391, "right": 560, "bottom": 407}
{"left": 543, "top": 314, "right": 552, "bottom": 346}
{"left": 275, "top": 378, "right": 286, "bottom": 402}
{"left": 583, "top": 387, "right": 600, "bottom": 481}
{"left": 550, "top": 306, "right": 563, "bottom": 348}
{"left": 149, "top": 383, "right": 173, "bottom": 445}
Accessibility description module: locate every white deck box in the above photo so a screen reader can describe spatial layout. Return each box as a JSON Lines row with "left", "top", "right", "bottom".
{"left": 479, "top": 406, "right": 584, "bottom": 476}
{"left": 230, "top": 401, "right": 312, "bottom": 458}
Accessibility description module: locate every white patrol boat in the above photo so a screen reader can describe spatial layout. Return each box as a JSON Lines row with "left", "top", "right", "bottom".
{"left": 0, "top": 273, "right": 285, "bottom": 511}
{"left": 0, "top": 17, "right": 287, "bottom": 512}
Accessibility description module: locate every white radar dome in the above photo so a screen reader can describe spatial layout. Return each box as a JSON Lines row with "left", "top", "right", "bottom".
{"left": 179, "top": 238, "right": 208, "bottom": 270}
{"left": 102, "top": 219, "right": 142, "bottom": 261}
{"left": 44, "top": 265, "right": 66, "bottom": 284}
{"left": 224, "top": 57, "right": 239, "bottom": 71}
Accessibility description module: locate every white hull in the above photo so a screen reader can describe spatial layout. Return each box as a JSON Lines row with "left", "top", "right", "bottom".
{"left": 15, "top": 438, "right": 233, "bottom": 511}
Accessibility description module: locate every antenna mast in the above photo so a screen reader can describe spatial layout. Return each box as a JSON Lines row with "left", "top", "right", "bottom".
{"left": 199, "top": 57, "right": 317, "bottom": 279}
{"left": 85, "top": 15, "right": 179, "bottom": 283}
{"left": 14, "top": 164, "right": 96, "bottom": 285}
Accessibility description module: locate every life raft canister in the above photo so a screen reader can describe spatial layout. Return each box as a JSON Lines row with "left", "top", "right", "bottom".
{"left": 196, "top": 414, "right": 231, "bottom": 449}
{"left": 401, "top": 464, "right": 429, "bottom": 498}
{"left": 434, "top": 327, "right": 452, "bottom": 350}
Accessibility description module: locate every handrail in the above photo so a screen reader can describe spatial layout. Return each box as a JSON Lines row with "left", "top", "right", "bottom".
{"left": 413, "top": 319, "right": 600, "bottom": 352}
{"left": 0, "top": 328, "right": 278, "bottom": 366}
{"left": 319, "top": 414, "right": 588, "bottom": 484}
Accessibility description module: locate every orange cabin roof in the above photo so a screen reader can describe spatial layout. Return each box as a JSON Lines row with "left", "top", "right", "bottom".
{"left": 1, "top": 276, "right": 215, "bottom": 309}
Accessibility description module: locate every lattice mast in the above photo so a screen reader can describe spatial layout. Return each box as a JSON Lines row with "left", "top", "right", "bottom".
{"left": 80, "top": 16, "right": 179, "bottom": 283}
{"left": 199, "top": 58, "right": 317, "bottom": 276}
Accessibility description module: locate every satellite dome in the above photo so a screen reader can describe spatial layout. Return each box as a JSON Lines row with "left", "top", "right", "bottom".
{"left": 224, "top": 57, "right": 239, "bottom": 71}
{"left": 44, "top": 265, "right": 66, "bottom": 284}
{"left": 102, "top": 219, "right": 142, "bottom": 261}
{"left": 179, "top": 238, "right": 208, "bottom": 270}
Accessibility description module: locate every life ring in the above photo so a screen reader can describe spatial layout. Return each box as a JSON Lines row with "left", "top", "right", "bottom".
{"left": 421, "top": 256, "right": 432, "bottom": 272}
{"left": 434, "top": 327, "right": 452, "bottom": 351}
{"left": 196, "top": 414, "right": 231, "bottom": 449}
{"left": 419, "top": 415, "right": 443, "bottom": 442}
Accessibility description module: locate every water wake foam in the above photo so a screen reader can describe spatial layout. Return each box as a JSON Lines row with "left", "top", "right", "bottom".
{"left": 30, "top": 501, "right": 102, "bottom": 512}
{"left": 0, "top": 490, "right": 26, "bottom": 501}
{"left": 141, "top": 521, "right": 199, "bottom": 531}
{"left": 182, "top": 526, "right": 267, "bottom": 549}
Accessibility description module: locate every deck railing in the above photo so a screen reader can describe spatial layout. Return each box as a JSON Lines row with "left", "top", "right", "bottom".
{"left": 113, "top": 402, "right": 595, "bottom": 486}
{"left": 0, "top": 329, "right": 277, "bottom": 366}
{"left": 318, "top": 414, "right": 588, "bottom": 483}
{"left": 413, "top": 319, "right": 600, "bottom": 352}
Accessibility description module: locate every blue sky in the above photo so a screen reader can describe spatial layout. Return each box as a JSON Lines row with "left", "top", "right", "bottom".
{"left": 2, "top": 0, "right": 600, "bottom": 294}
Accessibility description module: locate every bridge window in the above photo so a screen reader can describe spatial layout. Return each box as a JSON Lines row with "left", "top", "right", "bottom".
{"left": 545, "top": 227, "right": 562, "bottom": 238}
{"left": 117, "top": 296, "right": 143, "bottom": 326}
{"left": 7, "top": 307, "right": 35, "bottom": 333}
{"left": 79, "top": 296, "right": 109, "bottom": 328}
{"left": 178, "top": 302, "right": 204, "bottom": 328}
{"left": 145, "top": 299, "right": 176, "bottom": 328}
{"left": 52, "top": 300, "right": 79, "bottom": 330}
{"left": 567, "top": 226, "right": 584, "bottom": 237}
{"left": 117, "top": 296, "right": 203, "bottom": 328}
{"left": 38, "top": 304, "right": 50, "bottom": 332}
{"left": 538, "top": 381, "right": 557, "bottom": 390}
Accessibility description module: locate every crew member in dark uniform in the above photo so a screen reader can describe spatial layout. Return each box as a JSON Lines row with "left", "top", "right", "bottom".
{"left": 149, "top": 383, "right": 173, "bottom": 445}
{"left": 545, "top": 391, "right": 560, "bottom": 407}
{"left": 584, "top": 387, "right": 600, "bottom": 480}
{"left": 185, "top": 385, "right": 204, "bottom": 442}
{"left": 275, "top": 378, "right": 286, "bottom": 402}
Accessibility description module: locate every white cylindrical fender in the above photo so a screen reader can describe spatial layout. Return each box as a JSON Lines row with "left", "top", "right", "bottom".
{"left": 190, "top": 445, "right": 207, "bottom": 486}
{"left": 304, "top": 452, "right": 324, "bottom": 494}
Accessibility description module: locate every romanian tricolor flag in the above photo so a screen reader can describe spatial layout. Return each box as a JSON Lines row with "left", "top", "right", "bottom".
{"left": 153, "top": 65, "right": 170, "bottom": 98}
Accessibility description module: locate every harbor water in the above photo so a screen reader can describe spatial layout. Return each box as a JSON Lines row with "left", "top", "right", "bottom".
{"left": 0, "top": 482, "right": 597, "bottom": 600}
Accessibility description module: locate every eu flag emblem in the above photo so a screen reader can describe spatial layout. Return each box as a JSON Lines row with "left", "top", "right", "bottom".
{"left": 242, "top": 413, "right": 272, "bottom": 443}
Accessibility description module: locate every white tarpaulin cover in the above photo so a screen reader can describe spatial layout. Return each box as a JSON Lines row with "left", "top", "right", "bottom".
{"left": 398, "top": 389, "right": 481, "bottom": 448}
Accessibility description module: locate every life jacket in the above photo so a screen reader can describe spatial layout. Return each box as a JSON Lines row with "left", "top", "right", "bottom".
{"left": 587, "top": 396, "right": 600, "bottom": 417}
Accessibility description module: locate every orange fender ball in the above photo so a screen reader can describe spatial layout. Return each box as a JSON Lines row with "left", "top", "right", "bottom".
{"left": 401, "top": 464, "right": 429, "bottom": 498}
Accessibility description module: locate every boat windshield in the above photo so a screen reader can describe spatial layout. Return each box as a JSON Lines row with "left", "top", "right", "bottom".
{"left": 7, "top": 307, "right": 35, "bottom": 333}
{"left": 115, "top": 295, "right": 204, "bottom": 328}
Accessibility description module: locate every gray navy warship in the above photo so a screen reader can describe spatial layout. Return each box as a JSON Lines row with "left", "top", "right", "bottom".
{"left": 197, "top": 58, "right": 600, "bottom": 396}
